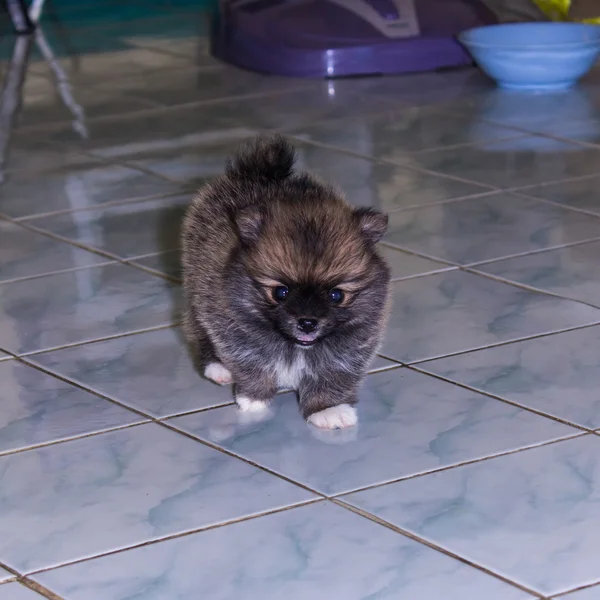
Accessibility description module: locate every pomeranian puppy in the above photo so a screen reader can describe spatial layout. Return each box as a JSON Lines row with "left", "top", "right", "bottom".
{"left": 181, "top": 135, "right": 391, "bottom": 429}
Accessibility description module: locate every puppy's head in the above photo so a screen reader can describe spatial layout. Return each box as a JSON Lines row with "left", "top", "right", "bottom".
{"left": 236, "top": 191, "right": 389, "bottom": 347}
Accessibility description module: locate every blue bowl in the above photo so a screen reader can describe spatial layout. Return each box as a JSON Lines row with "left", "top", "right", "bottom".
{"left": 459, "top": 23, "right": 600, "bottom": 91}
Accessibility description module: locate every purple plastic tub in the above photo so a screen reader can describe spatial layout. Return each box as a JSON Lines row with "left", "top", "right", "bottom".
{"left": 211, "top": 0, "right": 496, "bottom": 78}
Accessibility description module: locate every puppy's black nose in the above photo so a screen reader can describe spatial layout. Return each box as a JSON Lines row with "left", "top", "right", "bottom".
{"left": 297, "top": 318, "right": 318, "bottom": 334}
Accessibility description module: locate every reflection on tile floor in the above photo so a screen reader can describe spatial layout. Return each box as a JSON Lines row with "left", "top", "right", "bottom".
{"left": 3, "top": 8, "right": 600, "bottom": 600}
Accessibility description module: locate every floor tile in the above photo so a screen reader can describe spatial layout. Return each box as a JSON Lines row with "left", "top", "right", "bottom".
{"left": 1, "top": 133, "right": 95, "bottom": 176}
{"left": 378, "top": 246, "right": 452, "bottom": 281}
{"left": 420, "top": 325, "right": 600, "bottom": 429}
{"left": 0, "top": 221, "right": 106, "bottom": 282}
{"left": 109, "top": 131, "right": 258, "bottom": 185}
{"left": 83, "top": 64, "right": 304, "bottom": 108}
{"left": 559, "top": 584, "right": 600, "bottom": 599}
{"left": 0, "top": 161, "right": 181, "bottom": 219}
{"left": 35, "top": 104, "right": 256, "bottom": 156}
{"left": 31, "top": 327, "right": 234, "bottom": 418}
{"left": 28, "top": 194, "right": 190, "bottom": 259}
{"left": 475, "top": 241, "right": 600, "bottom": 307}
{"left": 0, "top": 263, "right": 179, "bottom": 354}
{"left": 0, "top": 360, "right": 143, "bottom": 454}
{"left": 382, "top": 270, "right": 600, "bottom": 364}
{"left": 446, "top": 84, "right": 600, "bottom": 140}
{"left": 0, "top": 568, "right": 12, "bottom": 583}
{"left": 0, "top": 423, "right": 313, "bottom": 573}
{"left": 345, "top": 434, "right": 600, "bottom": 597}
{"left": 0, "top": 583, "right": 45, "bottom": 600}
{"left": 9, "top": 72, "right": 156, "bottom": 132}
{"left": 292, "top": 107, "right": 518, "bottom": 160}
{"left": 520, "top": 176, "right": 600, "bottom": 216}
{"left": 127, "top": 250, "right": 181, "bottom": 280}
{"left": 210, "top": 86, "right": 394, "bottom": 132}
{"left": 383, "top": 192, "right": 600, "bottom": 266}
{"left": 171, "top": 368, "right": 576, "bottom": 496}
{"left": 291, "top": 142, "right": 490, "bottom": 211}
{"left": 402, "top": 138, "right": 600, "bottom": 189}
{"left": 33, "top": 502, "right": 533, "bottom": 600}
{"left": 30, "top": 46, "right": 195, "bottom": 87}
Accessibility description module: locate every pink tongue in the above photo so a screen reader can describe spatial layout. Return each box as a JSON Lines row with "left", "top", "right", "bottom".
{"left": 296, "top": 332, "right": 317, "bottom": 342}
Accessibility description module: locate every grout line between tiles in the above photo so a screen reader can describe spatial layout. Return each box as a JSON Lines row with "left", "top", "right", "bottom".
{"left": 13, "top": 189, "right": 193, "bottom": 222}
{"left": 281, "top": 132, "right": 501, "bottom": 189}
{"left": 407, "top": 364, "right": 594, "bottom": 432}
{"left": 25, "top": 498, "right": 325, "bottom": 578}
{"left": 404, "top": 321, "right": 600, "bottom": 367}
{"left": 464, "top": 266, "right": 600, "bottom": 311}
{"left": 552, "top": 580, "right": 600, "bottom": 598}
{"left": 2, "top": 218, "right": 182, "bottom": 285}
{"left": 331, "top": 432, "right": 589, "bottom": 500}
{"left": 331, "top": 499, "right": 545, "bottom": 599}
{"left": 0, "top": 421, "right": 150, "bottom": 458}
{"left": 0, "top": 261, "right": 117, "bottom": 286}
{"left": 463, "top": 234, "right": 600, "bottom": 270}
{"left": 16, "top": 322, "right": 179, "bottom": 359}
{"left": 19, "top": 579, "right": 64, "bottom": 600}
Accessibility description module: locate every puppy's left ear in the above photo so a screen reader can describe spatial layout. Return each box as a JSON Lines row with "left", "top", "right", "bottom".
{"left": 354, "top": 208, "right": 388, "bottom": 244}
{"left": 236, "top": 207, "right": 264, "bottom": 245}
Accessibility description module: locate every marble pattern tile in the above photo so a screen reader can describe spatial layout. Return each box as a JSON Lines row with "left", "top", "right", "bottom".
{"left": 402, "top": 138, "right": 600, "bottom": 190}
{"left": 520, "top": 176, "right": 600, "bottom": 215}
{"left": 0, "top": 221, "right": 106, "bottom": 282}
{"left": 420, "top": 325, "right": 600, "bottom": 429}
{"left": 0, "top": 360, "right": 144, "bottom": 454}
{"left": 291, "top": 107, "right": 519, "bottom": 160}
{"left": 33, "top": 502, "right": 533, "bottom": 600}
{"left": 291, "top": 143, "right": 490, "bottom": 211}
{"left": 345, "top": 434, "right": 600, "bottom": 597}
{"left": 127, "top": 250, "right": 181, "bottom": 280}
{"left": 206, "top": 86, "right": 396, "bottom": 132}
{"left": 30, "top": 46, "right": 195, "bottom": 87}
{"left": 37, "top": 106, "right": 257, "bottom": 156}
{"left": 31, "top": 327, "right": 234, "bottom": 418}
{"left": 381, "top": 270, "right": 600, "bottom": 364}
{"left": 171, "top": 368, "right": 576, "bottom": 495}
{"left": 0, "top": 583, "right": 45, "bottom": 600}
{"left": 475, "top": 241, "right": 600, "bottom": 307}
{"left": 0, "top": 424, "right": 314, "bottom": 573}
{"left": 11, "top": 75, "right": 158, "bottom": 132}
{"left": 0, "top": 162, "right": 182, "bottom": 220}
{"left": 383, "top": 192, "right": 600, "bottom": 266}
{"left": 378, "top": 246, "right": 453, "bottom": 281}
{"left": 88, "top": 128, "right": 258, "bottom": 183}
{"left": 28, "top": 194, "right": 191, "bottom": 259}
{"left": 559, "top": 584, "right": 600, "bottom": 599}
{"left": 65, "top": 64, "right": 305, "bottom": 111}
{"left": 0, "top": 263, "right": 179, "bottom": 355}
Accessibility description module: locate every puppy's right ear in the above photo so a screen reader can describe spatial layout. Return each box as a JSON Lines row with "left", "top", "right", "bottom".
{"left": 236, "top": 207, "right": 264, "bottom": 245}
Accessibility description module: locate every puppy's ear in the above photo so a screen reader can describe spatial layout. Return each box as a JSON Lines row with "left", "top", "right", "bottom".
{"left": 354, "top": 208, "right": 388, "bottom": 244}
{"left": 236, "top": 207, "right": 264, "bottom": 245}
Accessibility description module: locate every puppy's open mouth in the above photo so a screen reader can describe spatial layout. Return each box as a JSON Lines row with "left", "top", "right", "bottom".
{"left": 295, "top": 339, "right": 317, "bottom": 347}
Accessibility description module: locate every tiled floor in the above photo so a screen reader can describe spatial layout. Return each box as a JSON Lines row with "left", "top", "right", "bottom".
{"left": 5, "top": 5, "right": 600, "bottom": 600}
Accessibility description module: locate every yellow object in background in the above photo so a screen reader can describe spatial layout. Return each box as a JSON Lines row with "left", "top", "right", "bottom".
{"left": 533, "top": 0, "right": 600, "bottom": 22}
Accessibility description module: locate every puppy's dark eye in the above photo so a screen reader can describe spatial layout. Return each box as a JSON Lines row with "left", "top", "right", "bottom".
{"left": 329, "top": 288, "right": 344, "bottom": 304}
{"left": 272, "top": 285, "right": 289, "bottom": 302}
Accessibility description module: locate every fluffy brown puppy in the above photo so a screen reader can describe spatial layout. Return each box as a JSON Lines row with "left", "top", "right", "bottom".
{"left": 181, "top": 135, "right": 391, "bottom": 429}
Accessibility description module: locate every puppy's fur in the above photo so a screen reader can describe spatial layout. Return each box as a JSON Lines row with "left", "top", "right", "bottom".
{"left": 181, "top": 136, "right": 391, "bottom": 429}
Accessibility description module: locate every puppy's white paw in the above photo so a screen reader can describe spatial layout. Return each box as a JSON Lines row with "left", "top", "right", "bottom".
{"left": 307, "top": 404, "right": 358, "bottom": 430}
{"left": 236, "top": 395, "right": 270, "bottom": 413}
{"left": 204, "top": 362, "right": 233, "bottom": 385}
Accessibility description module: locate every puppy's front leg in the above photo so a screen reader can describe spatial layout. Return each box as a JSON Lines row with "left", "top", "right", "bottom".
{"left": 234, "top": 369, "right": 277, "bottom": 413}
{"left": 300, "top": 373, "right": 361, "bottom": 430}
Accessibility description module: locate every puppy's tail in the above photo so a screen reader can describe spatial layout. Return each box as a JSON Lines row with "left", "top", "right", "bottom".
{"left": 226, "top": 135, "right": 295, "bottom": 183}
